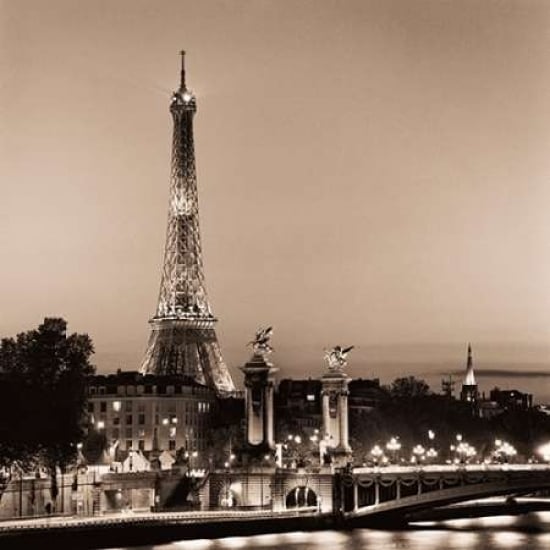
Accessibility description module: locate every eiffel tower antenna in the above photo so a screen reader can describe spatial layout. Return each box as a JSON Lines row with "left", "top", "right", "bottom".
{"left": 179, "top": 49, "right": 187, "bottom": 91}
{"left": 141, "top": 52, "right": 235, "bottom": 395}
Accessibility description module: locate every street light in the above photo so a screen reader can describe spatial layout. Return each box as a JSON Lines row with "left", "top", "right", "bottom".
{"left": 412, "top": 444, "right": 426, "bottom": 464}
{"left": 537, "top": 442, "right": 550, "bottom": 462}
{"left": 370, "top": 445, "right": 384, "bottom": 466}
{"left": 386, "top": 437, "right": 401, "bottom": 463}
{"left": 494, "top": 440, "right": 517, "bottom": 463}
{"left": 426, "top": 448, "right": 438, "bottom": 463}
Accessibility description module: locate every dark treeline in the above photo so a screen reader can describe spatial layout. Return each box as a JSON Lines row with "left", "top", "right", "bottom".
{"left": 0, "top": 318, "right": 94, "bottom": 506}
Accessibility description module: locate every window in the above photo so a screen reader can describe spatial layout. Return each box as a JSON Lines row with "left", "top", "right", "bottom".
{"left": 113, "top": 417, "right": 120, "bottom": 425}
{"left": 137, "top": 402, "right": 145, "bottom": 412}
{"left": 98, "top": 387, "right": 106, "bottom": 395}
{"left": 170, "top": 415, "right": 177, "bottom": 424}
{"left": 138, "top": 440, "right": 145, "bottom": 451}
{"left": 138, "top": 428, "right": 145, "bottom": 437}
{"left": 169, "top": 426, "right": 176, "bottom": 438}
{"left": 126, "top": 386, "right": 135, "bottom": 396}
{"left": 126, "top": 414, "right": 133, "bottom": 425}
{"left": 307, "top": 394, "right": 315, "bottom": 402}
{"left": 138, "top": 413, "right": 145, "bottom": 425}
{"left": 88, "top": 403, "right": 94, "bottom": 412}
{"left": 125, "top": 401, "right": 133, "bottom": 411}
{"left": 169, "top": 440, "right": 176, "bottom": 450}
{"left": 137, "top": 385, "right": 144, "bottom": 395}
{"left": 112, "top": 428, "right": 120, "bottom": 439}
{"left": 89, "top": 387, "right": 97, "bottom": 395}
{"left": 154, "top": 414, "right": 160, "bottom": 425}
{"left": 125, "top": 428, "right": 132, "bottom": 438}
{"left": 126, "top": 439, "right": 133, "bottom": 449}
{"left": 167, "top": 385, "right": 174, "bottom": 395}
{"left": 113, "top": 401, "right": 121, "bottom": 412}
{"left": 100, "top": 402, "right": 107, "bottom": 413}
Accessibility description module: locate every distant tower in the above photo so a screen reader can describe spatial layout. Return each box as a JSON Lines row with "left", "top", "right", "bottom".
{"left": 241, "top": 328, "right": 278, "bottom": 453}
{"left": 141, "top": 52, "right": 235, "bottom": 395}
{"left": 460, "top": 344, "right": 478, "bottom": 403}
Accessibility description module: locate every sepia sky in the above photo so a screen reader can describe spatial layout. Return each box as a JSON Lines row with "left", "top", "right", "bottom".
{"left": 3, "top": 0, "right": 550, "bottom": 399}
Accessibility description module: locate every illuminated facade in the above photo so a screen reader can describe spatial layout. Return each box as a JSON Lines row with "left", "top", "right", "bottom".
{"left": 140, "top": 52, "right": 235, "bottom": 395}
{"left": 87, "top": 372, "right": 216, "bottom": 454}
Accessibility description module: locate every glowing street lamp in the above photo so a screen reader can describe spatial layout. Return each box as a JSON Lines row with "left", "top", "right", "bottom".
{"left": 412, "top": 444, "right": 426, "bottom": 464}
{"left": 426, "top": 447, "right": 438, "bottom": 463}
{"left": 386, "top": 437, "right": 401, "bottom": 463}
{"left": 494, "top": 440, "right": 517, "bottom": 463}
{"left": 370, "top": 445, "right": 384, "bottom": 466}
{"left": 537, "top": 442, "right": 550, "bottom": 462}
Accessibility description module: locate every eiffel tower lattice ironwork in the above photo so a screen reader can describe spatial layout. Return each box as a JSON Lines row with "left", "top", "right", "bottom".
{"left": 141, "top": 52, "right": 235, "bottom": 394}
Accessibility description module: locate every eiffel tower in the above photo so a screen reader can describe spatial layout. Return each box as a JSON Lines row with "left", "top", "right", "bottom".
{"left": 141, "top": 52, "right": 235, "bottom": 395}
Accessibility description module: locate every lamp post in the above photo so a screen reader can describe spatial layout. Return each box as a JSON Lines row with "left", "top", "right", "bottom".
{"left": 412, "top": 444, "right": 426, "bottom": 465}
{"left": 426, "top": 447, "right": 438, "bottom": 463}
{"left": 494, "top": 440, "right": 517, "bottom": 464}
{"left": 370, "top": 445, "right": 384, "bottom": 466}
{"left": 386, "top": 437, "right": 401, "bottom": 464}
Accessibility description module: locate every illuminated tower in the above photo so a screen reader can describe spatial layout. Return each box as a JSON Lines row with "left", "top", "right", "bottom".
{"left": 460, "top": 343, "right": 478, "bottom": 403}
{"left": 141, "top": 52, "right": 235, "bottom": 395}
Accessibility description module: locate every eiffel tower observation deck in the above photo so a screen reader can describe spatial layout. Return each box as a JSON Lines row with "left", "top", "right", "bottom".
{"left": 141, "top": 52, "right": 235, "bottom": 395}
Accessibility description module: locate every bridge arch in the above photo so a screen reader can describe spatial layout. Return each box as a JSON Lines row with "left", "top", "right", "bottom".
{"left": 285, "top": 485, "right": 318, "bottom": 509}
{"left": 343, "top": 466, "right": 550, "bottom": 523}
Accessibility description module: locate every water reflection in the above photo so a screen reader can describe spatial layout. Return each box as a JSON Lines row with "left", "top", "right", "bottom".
{"left": 128, "top": 514, "right": 550, "bottom": 550}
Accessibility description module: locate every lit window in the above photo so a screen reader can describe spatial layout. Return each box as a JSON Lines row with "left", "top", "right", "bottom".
{"left": 113, "top": 401, "right": 121, "bottom": 412}
{"left": 162, "top": 418, "right": 169, "bottom": 426}
{"left": 307, "top": 394, "right": 315, "bottom": 402}
{"left": 97, "top": 421, "right": 105, "bottom": 430}
{"left": 170, "top": 415, "right": 177, "bottom": 424}
{"left": 170, "top": 426, "right": 176, "bottom": 438}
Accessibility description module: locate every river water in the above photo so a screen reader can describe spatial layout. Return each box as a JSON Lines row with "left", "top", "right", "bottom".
{"left": 122, "top": 512, "right": 550, "bottom": 550}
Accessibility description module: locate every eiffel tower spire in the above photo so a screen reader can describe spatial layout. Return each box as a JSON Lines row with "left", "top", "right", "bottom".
{"left": 141, "top": 53, "right": 235, "bottom": 395}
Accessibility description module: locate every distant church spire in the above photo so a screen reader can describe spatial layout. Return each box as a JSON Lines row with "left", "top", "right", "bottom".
{"left": 464, "top": 343, "right": 475, "bottom": 385}
{"left": 461, "top": 343, "right": 478, "bottom": 404}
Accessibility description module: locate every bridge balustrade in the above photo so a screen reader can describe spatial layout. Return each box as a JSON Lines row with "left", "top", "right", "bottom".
{"left": 338, "top": 465, "right": 550, "bottom": 517}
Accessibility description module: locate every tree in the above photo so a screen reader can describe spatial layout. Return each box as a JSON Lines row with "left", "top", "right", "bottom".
{"left": 0, "top": 318, "right": 94, "bottom": 507}
{"left": 389, "top": 376, "right": 431, "bottom": 399}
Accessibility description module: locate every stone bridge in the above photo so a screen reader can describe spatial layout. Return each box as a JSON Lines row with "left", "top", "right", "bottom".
{"left": 337, "top": 464, "right": 550, "bottom": 525}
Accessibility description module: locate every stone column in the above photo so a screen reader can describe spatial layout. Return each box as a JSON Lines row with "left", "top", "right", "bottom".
{"left": 240, "top": 353, "right": 278, "bottom": 453}
{"left": 340, "top": 392, "right": 349, "bottom": 450}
